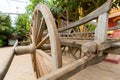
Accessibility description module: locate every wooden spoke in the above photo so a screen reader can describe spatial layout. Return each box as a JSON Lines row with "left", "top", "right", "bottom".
{"left": 35, "top": 52, "right": 51, "bottom": 76}
{"left": 35, "top": 11, "right": 41, "bottom": 40}
{"left": 36, "top": 49, "right": 52, "bottom": 64}
{"left": 32, "top": 15, "right": 36, "bottom": 43}
{"left": 30, "top": 27, "right": 33, "bottom": 35}
{"left": 30, "top": 35, "right": 34, "bottom": 44}
{"left": 35, "top": 53, "right": 43, "bottom": 77}
{"left": 34, "top": 11, "right": 39, "bottom": 38}
{"left": 36, "top": 17, "right": 45, "bottom": 44}
{"left": 79, "top": 48, "right": 82, "bottom": 58}
{"left": 35, "top": 55, "right": 41, "bottom": 78}
{"left": 36, "top": 34, "right": 49, "bottom": 48}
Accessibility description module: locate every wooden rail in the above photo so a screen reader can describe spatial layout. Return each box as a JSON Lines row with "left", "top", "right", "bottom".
{"left": 58, "top": 0, "right": 112, "bottom": 32}
{"left": 38, "top": 53, "right": 92, "bottom": 80}
{"left": 0, "top": 40, "right": 18, "bottom": 80}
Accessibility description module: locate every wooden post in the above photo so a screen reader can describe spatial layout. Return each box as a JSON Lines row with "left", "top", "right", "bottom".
{"left": 66, "top": 0, "right": 69, "bottom": 25}
{"left": 57, "top": 15, "right": 61, "bottom": 28}
{"left": 94, "top": 13, "right": 108, "bottom": 42}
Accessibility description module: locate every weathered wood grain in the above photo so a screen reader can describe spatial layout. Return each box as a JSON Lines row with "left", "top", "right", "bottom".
{"left": 0, "top": 40, "right": 18, "bottom": 80}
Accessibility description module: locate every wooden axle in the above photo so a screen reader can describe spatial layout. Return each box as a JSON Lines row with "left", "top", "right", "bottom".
{"left": 15, "top": 44, "right": 35, "bottom": 55}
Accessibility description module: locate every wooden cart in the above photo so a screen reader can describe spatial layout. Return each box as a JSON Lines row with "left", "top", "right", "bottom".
{"left": 1, "top": 0, "right": 120, "bottom": 80}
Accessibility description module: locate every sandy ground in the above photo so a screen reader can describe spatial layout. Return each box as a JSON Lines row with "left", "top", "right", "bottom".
{"left": 68, "top": 61, "right": 120, "bottom": 80}
{"left": 1, "top": 47, "right": 120, "bottom": 80}
{"left": 0, "top": 47, "right": 36, "bottom": 80}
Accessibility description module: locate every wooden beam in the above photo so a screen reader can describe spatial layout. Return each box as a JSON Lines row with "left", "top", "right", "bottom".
{"left": 37, "top": 53, "right": 91, "bottom": 80}
{"left": 0, "top": 40, "right": 18, "bottom": 80}
{"left": 61, "top": 39, "right": 120, "bottom": 52}
{"left": 104, "top": 42, "right": 120, "bottom": 55}
{"left": 15, "top": 44, "right": 35, "bottom": 55}
{"left": 104, "top": 47, "right": 120, "bottom": 55}
{"left": 57, "top": 15, "right": 61, "bottom": 28}
{"left": 60, "top": 38, "right": 92, "bottom": 45}
{"left": 97, "top": 40, "right": 120, "bottom": 51}
{"left": 40, "top": 44, "right": 51, "bottom": 50}
{"left": 94, "top": 13, "right": 108, "bottom": 42}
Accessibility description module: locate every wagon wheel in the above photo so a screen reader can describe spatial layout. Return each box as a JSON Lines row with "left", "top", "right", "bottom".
{"left": 30, "top": 3, "right": 62, "bottom": 78}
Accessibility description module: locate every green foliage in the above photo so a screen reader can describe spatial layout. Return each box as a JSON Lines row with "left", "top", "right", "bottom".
{"left": 0, "top": 35, "right": 7, "bottom": 46}
{"left": 85, "top": 24, "right": 96, "bottom": 31}
{"left": 0, "top": 39, "right": 3, "bottom": 47}
{"left": 0, "top": 13, "right": 13, "bottom": 36}
{"left": 26, "top": 0, "right": 120, "bottom": 19}
{"left": 25, "top": 0, "right": 120, "bottom": 34}
{"left": 112, "top": 0, "right": 120, "bottom": 8}
{"left": 26, "top": 0, "right": 49, "bottom": 15}
{"left": 0, "top": 13, "right": 13, "bottom": 46}
{"left": 15, "top": 14, "right": 30, "bottom": 40}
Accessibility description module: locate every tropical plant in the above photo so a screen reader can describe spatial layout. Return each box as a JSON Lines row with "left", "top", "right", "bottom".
{"left": 0, "top": 13, "right": 13, "bottom": 35}
{"left": 0, "top": 13, "right": 13, "bottom": 46}
{"left": 26, "top": 0, "right": 120, "bottom": 19}
{"left": 15, "top": 14, "right": 30, "bottom": 41}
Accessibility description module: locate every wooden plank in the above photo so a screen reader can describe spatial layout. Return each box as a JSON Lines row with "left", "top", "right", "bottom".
{"left": 94, "top": 13, "right": 108, "bottom": 42}
{"left": 104, "top": 47, "right": 120, "bottom": 55}
{"left": 60, "top": 38, "right": 92, "bottom": 45}
{"left": 60, "top": 38, "right": 120, "bottom": 51}
{"left": 98, "top": 40, "right": 120, "bottom": 51}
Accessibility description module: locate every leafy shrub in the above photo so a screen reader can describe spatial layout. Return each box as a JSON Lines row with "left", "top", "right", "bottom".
{"left": 0, "top": 39, "right": 3, "bottom": 47}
